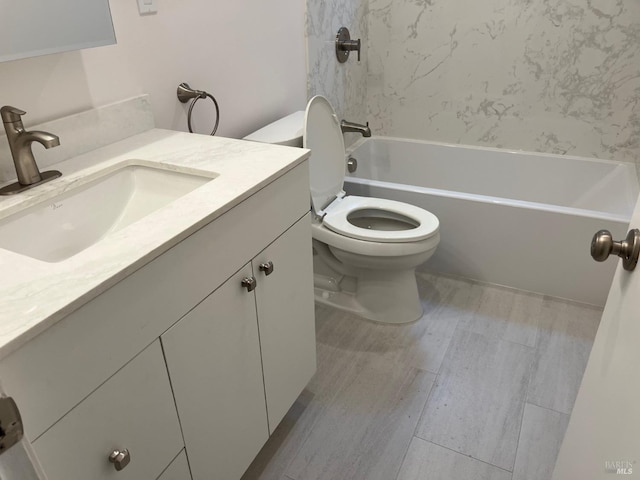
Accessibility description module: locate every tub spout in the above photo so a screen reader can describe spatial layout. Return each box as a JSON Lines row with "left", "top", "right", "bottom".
{"left": 341, "top": 119, "right": 371, "bottom": 137}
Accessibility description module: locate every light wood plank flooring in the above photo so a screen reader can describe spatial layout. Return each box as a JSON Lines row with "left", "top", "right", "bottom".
{"left": 242, "top": 272, "right": 601, "bottom": 480}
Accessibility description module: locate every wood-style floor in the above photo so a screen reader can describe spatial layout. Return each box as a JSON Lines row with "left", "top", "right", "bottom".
{"left": 242, "top": 272, "right": 601, "bottom": 480}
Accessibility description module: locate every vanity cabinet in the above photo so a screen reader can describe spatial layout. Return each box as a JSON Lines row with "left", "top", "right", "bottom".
{"left": 162, "top": 214, "right": 315, "bottom": 480}
{"left": 252, "top": 215, "right": 316, "bottom": 432}
{"left": 32, "top": 341, "right": 184, "bottom": 480}
{"left": 0, "top": 162, "right": 315, "bottom": 480}
{"left": 157, "top": 451, "right": 191, "bottom": 480}
{"left": 161, "top": 264, "right": 269, "bottom": 480}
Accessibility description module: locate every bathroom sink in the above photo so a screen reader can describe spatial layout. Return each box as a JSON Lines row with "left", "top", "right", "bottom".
{"left": 0, "top": 164, "right": 215, "bottom": 262}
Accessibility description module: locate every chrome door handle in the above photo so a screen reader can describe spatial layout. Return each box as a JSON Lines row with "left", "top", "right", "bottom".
{"left": 241, "top": 276, "right": 257, "bottom": 292}
{"left": 108, "top": 448, "right": 131, "bottom": 471}
{"left": 259, "top": 261, "right": 274, "bottom": 276}
{"left": 591, "top": 229, "right": 640, "bottom": 271}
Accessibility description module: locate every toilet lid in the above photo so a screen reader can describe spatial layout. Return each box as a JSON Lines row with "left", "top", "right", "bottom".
{"left": 304, "top": 96, "right": 346, "bottom": 214}
{"left": 323, "top": 195, "right": 439, "bottom": 243}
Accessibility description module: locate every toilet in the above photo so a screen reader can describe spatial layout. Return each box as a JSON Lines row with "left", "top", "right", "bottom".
{"left": 244, "top": 96, "right": 439, "bottom": 323}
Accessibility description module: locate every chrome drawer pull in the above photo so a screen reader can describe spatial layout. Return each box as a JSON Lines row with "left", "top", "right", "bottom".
{"left": 241, "top": 276, "right": 257, "bottom": 292}
{"left": 108, "top": 448, "right": 131, "bottom": 471}
{"left": 259, "top": 261, "right": 274, "bottom": 276}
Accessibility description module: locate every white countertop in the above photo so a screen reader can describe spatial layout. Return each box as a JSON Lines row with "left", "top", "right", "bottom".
{"left": 0, "top": 128, "right": 310, "bottom": 360}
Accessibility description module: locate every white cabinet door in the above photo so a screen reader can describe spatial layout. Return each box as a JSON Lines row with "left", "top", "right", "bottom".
{"left": 157, "top": 451, "right": 191, "bottom": 480}
{"left": 253, "top": 213, "right": 316, "bottom": 433}
{"left": 161, "top": 264, "right": 269, "bottom": 480}
{"left": 32, "top": 341, "right": 183, "bottom": 480}
{"left": 553, "top": 193, "right": 640, "bottom": 479}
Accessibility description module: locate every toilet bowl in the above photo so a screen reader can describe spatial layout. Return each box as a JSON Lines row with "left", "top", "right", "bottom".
{"left": 244, "top": 96, "right": 440, "bottom": 323}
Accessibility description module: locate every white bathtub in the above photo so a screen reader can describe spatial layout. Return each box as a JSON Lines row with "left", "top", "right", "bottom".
{"left": 345, "top": 137, "right": 639, "bottom": 306}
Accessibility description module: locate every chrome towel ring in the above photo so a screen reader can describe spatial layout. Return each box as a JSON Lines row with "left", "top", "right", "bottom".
{"left": 177, "top": 83, "right": 220, "bottom": 136}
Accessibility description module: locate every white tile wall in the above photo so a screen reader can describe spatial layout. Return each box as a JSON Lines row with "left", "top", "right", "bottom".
{"left": 308, "top": 0, "right": 640, "bottom": 166}
{"left": 306, "top": 0, "right": 369, "bottom": 146}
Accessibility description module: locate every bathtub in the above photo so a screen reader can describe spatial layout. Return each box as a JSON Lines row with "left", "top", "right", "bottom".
{"left": 344, "top": 137, "right": 639, "bottom": 306}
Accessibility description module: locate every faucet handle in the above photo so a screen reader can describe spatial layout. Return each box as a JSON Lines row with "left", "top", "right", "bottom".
{"left": 1, "top": 106, "right": 27, "bottom": 124}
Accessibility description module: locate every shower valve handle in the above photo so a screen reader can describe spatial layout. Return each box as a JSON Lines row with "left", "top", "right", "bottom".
{"left": 591, "top": 228, "right": 640, "bottom": 271}
{"left": 341, "top": 39, "right": 361, "bottom": 61}
{"left": 336, "top": 27, "right": 361, "bottom": 62}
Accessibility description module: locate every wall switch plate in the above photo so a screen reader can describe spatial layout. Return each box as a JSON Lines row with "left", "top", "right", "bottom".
{"left": 137, "top": 0, "right": 157, "bottom": 15}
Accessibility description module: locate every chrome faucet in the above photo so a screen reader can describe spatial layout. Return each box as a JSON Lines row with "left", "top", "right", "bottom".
{"left": 340, "top": 119, "right": 371, "bottom": 137}
{"left": 0, "top": 106, "right": 61, "bottom": 195}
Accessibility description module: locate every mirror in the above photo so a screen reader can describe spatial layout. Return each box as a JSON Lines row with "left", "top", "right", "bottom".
{"left": 0, "top": 0, "right": 116, "bottom": 63}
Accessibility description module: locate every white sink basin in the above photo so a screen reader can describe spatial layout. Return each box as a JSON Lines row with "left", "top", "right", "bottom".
{"left": 0, "top": 164, "right": 215, "bottom": 262}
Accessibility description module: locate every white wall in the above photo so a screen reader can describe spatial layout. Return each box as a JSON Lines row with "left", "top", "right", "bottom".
{"left": 0, "top": 0, "right": 307, "bottom": 139}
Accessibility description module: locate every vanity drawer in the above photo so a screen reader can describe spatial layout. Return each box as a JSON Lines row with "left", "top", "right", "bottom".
{"left": 32, "top": 341, "right": 183, "bottom": 480}
{"left": 0, "top": 161, "right": 309, "bottom": 440}
{"left": 157, "top": 451, "right": 191, "bottom": 480}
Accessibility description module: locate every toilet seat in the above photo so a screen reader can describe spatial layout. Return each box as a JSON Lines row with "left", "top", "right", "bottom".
{"left": 322, "top": 195, "right": 439, "bottom": 243}
{"left": 304, "top": 95, "right": 439, "bottom": 245}
{"left": 304, "top": 96, "right": 348, "bottom": 215}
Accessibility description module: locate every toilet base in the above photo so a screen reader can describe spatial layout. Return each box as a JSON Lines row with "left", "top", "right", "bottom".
{"left": 313, "top": 269, "right": 424, "bottom": 324}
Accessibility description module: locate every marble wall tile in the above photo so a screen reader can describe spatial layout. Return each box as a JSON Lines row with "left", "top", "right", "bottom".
{"left": 513, "top": 403, "right": 570, "bottom": 480}
{"left": 397, "top": 437, "right": 512, "bottom": 480}
{"left": 306, "top": 0, "right": 369, "bottom": 146}
{"left": 367, "top": 0, "right": 640, "bottom": 168}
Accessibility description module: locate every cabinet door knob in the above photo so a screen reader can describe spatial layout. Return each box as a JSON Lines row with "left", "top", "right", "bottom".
{"left": 108, "top": 448, "right": 131, "bottom": 471}
{"left": 241, "top": 276, "right": 257, "bottom": 292}
{"left": 259, "top": 261, "right": 274, "bottom": 276}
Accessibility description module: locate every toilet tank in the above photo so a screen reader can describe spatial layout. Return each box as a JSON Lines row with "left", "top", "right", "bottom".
{"left": 243, "top": 111, "right": 305, "bottom": 147}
